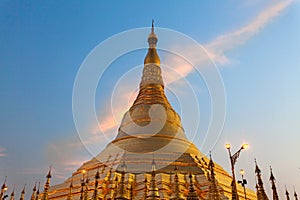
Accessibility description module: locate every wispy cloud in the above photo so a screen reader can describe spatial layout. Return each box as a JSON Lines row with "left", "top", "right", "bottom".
{"left": 163, "top": 0, "right": 293, "bottom": 81}
{"left": 0, "top": 147, "right": 7, "bottom": 157}
{"left": 205, "top": 0, "right": 293, "bottom": 65}
{"left": 18, "top": 168, "right": 44, "bottom": 175}
{"left": 45, "top": 138, "right": 91, "bottom": 178}
{"left": 96, "top": 0, "right": 293, "bottom": 134}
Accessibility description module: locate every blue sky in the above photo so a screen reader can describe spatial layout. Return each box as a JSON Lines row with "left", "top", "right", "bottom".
{"left": 0, "top": 0, "right": 299, "bottom": 199}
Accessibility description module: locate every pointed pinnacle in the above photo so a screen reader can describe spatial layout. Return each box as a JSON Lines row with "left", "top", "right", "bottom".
{"left": 46, "top": 166, "right": 52, "bottom": 179}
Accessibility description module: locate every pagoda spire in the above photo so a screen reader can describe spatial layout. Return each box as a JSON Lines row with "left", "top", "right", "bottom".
{"left": 115, "top": 158, "right": 128, "bottom": 200}
{"left": 140, "top": 20, "right": 163, "bottom": 88}
{"left": 80, "top": 173, "right": 85, "bottom": 200}
{"left": 187, "top": 173, "right": 199, "bottom": 200}
{"left": 31, "top": 182, "right": 37, "bottom": 200}
{"left": 35, "top": 182, "right": 40, "bottom": 200}
{"left": 19, "top": 185, "right": 25, "bottom": 200}
{"left": 114, "top": 20, "right": 188, "bottom": 153}
{"left": 170, "top": 166, "right": 184, "bottom": 200}
{"left": 207, "top": 153, "right": 221, "bottom": 200}
{"left": 269, "top": 166, "right": 279, "bottom": 200}
{"left": 66, "top": 177, "right": 73, "bottom": 200}
{"left": 255, "top": 160, "right": 269, "bottom": 200}
{"left": 294, "top": 188, "right": 298, "bottom": 200}
{"left": 9, "top": 185, "right": 15, "bottom": 200}
{"left": 147, "top": 159, "right": 160, "bottom": 200}
{"left": 286, "top": 186, "right": 290, "bottom": 200}
{"left": 84, "top": 177, "right": 89, "bottom": 200}
{"left": 143, "top": 177, "right": 148, "bottom": 200}
{"left": 101, "top": 156, "right": 118, "bottom": 199}
{"left": 0, "top": 176, "right": 8, "bottom": 200}
{"left": 92, "top": 170, "right": 100, "bottom": 200}
{"left": 42, "top": 166, "right": 52, "bottom": 200}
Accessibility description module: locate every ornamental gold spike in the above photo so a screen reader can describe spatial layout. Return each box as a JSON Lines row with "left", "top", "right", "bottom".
{"left": 269, "top": 166, "right": 279, "bottom": 200}
{"left": 255, "top": 160, "right": 269, "bottom": 200}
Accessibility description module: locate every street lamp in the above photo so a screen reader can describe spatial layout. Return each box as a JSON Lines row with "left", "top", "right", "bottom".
{"left": 238, "top": 169, "right": 247, "bottom": 200}
{"left": 225, "top": 143, "right": 248, "bottom": 200}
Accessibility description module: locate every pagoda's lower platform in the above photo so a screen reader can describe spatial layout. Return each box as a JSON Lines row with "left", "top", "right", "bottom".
{"left": 48, "top": 137, "right": 256, "bottom": 200}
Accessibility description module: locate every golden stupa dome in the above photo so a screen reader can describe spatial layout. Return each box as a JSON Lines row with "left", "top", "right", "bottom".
{"left": 111, "top": 22, "right": 193, "bottom": 154}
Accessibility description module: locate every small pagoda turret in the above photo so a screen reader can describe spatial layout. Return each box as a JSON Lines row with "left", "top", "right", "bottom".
{"left": 294, "top": 188, "right": 298, "bottom": 200}
{"left": 269, "top": 166, "right": 279, "bottom": 200}
{"left": 146, "top": 159, "right": 160, "bottom": 200}
{"left": 66, "top": 177, "right": 73, "bottom": 200}
{"left": 255, "top": 160, "right": 269, "bottom": 200}
{"left": 9, "top": 185, "right": 15, "bottom": 200}
{"left": 286, "top": 186, "right": 290, "bottom": 200}
{"left": 170, "top": 166, "right": 184, "bottom": 200}
{"left": 19, "top": 185, "right": 25, "bottom": 200}
{"left": 187, "top": 173, "right": 199, "bottom": 200}
{"left": 206, "top": 153, "right": 221, "bottom": 200}
{"left": 35, "top": 182, "right": 40, "bottom": 200}
{"left": 92, "top": 170, "right": 99, "bottom": 200}
{"left": 42, "top": 167, "right": 51, "bottom": 200}
{"left": 0, "top": 176, "right": 8, "bottom": 200}
{"left": 30, "top": 182, "right": 37, "bottom": 200}
{"left": 115, "top": 159, "right": 128, "bottom": 200}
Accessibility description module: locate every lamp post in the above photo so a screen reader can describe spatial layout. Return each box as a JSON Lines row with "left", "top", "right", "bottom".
{"left": 225, "top": 143, "right": 248, "bottom": 200}
{"left": 238, "top": 169, "right": 247, "bottom": 200}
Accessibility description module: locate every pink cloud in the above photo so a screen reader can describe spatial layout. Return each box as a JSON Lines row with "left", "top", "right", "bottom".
{"left": 163, "top": 0, "right": 293, "bottom": 79}
{"left": 0, "top": 147, "right": 7, "bottom": 157}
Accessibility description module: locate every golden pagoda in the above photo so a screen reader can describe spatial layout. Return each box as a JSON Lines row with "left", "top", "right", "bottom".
{"left": 46, "top": 23, "right": 257, "bottom": 200}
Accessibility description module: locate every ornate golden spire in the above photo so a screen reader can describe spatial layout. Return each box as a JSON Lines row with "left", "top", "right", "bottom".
{"left": 67, "top": 177, "right": 73, "bottom": 200}
{"left": 0, "top": 176, "right": 8, "bottom": 200}
{"left": 80, "top": 173, "right": 85, "bottom": 200}
{"left": 140, "top": 20, "right": 163, "bottom": 89}
{"left": 147, "top": 160, "right": 160, "bottom": 200}
{"left": 42, "top": 167, "right": 51, "bottom": 200}
{"left": 20, "top": 185, "right": 25, "bottom": 200}
{"left": 144, "top": 20, "right": 160, "bottom": 66}
{"left": 286, "top": 186, "right": 290, "bottom": 200}
{"left": 9, "top": 185, "right": 15, "bottom": 200}
{"left": 294, "top": 188, "right": 298, "bottom": 200}
{"left": 101, "top": 157, "right": 117, "bottom": 199}
{"left": 187, "top": 173, "right": 199, "bottom": 200}
{"left": 35, "top": 182, "right": 40, "bottom": 200}
{"left": 115, "top": 159, "right": 128, "bottom": 200}
{"left": 207, "top": 153, "right": 221, "bottom": 200}
{"left": 170, "top": 166, "right": 184, "bottom": 200}
{"left": 92, "top": 170, "right": 99, "bottom": 200}
{"left": 255, "top": 160, "right": 269, "bottom": 200}
{"left": 269, "top": 166, "right": 279, "bottom": 200}
{"left": 114, "top": 21, "right": 189, "bottom": 153}
{"left": 143, "top": 177, "right": 148, "bottom": 200}
{"left": 31, "top": 182, "right": 37, "bottom": 200}
{"left": 84, "top": 177, "right": 89, "bottom": 200}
